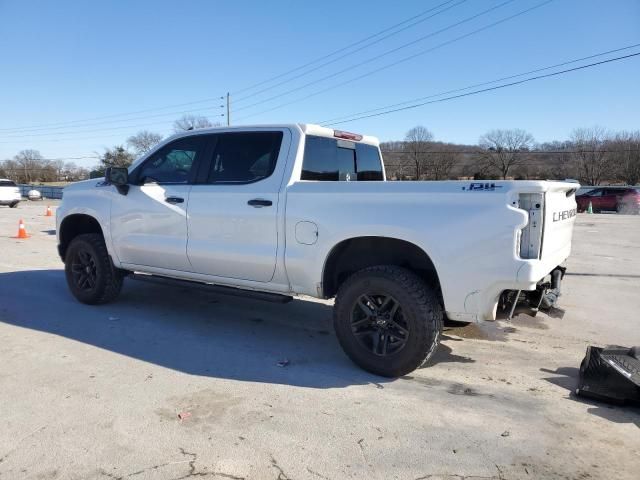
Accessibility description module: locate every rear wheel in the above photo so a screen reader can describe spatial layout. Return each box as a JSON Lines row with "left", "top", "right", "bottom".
{"left": 65, "top": 233, "right": 124, "bottom": 304}
{"left": 333, "top": 265, "right": 443, "bottom": 377}
{"left": 9, "top": 202, "right": 18, "bottom": 208}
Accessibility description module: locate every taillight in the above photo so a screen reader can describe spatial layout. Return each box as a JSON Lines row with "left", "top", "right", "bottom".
{"left": 518, "top": 193, "right": 544, "bottom": 259}
{"left": 334, "top": 130, "right": 362, "bottom": 141}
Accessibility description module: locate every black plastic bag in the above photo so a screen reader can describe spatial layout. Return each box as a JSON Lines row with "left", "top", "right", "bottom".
{"left": 576, "top": 345, "right": 640, "bottom": 406}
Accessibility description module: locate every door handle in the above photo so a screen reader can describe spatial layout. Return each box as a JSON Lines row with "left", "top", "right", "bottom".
{"left": 165, "top": 196, "right": 184, "bottom": 204}
{"left": 247, "top": 199, "right": 272, "bottom": 207}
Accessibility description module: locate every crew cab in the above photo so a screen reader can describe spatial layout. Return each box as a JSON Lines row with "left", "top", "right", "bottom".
{"left": 0, "top": 179, "right": 21, "bottom": 208}
{"left": 56, "top": 124, "right": 578, "bottom": 376}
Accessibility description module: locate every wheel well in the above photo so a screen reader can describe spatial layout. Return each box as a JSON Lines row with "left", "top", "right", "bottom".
{"left": 322, "top": 236, "right": 442, "bottom": 300}
{"left": 59, "top": 214, "right": 104, "bottom": 260}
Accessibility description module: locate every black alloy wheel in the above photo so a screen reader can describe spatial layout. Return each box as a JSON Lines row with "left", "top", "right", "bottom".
{"left": 70, "top": 248, "right": 98, "bottom": 292}
{"left": 350, "top": 294, "right": 409, "bottom": 356}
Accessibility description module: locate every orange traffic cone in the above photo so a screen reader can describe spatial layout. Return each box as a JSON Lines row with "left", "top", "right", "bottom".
{"left": 45, "top": 205, "right": 53, "bottom": 217}
{"left": 15, "top": 219, "right": 29, "bottom": 239}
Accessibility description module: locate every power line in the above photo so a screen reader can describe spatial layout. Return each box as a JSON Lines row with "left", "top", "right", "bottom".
{"left": 323, "top": 52, "right": 640, "bottom": 125}
{"left": 0, "top": 110, "right": 227, "bottom": 142}
{"left": 234, "top": 0, "right": 553, "bottom": 122}
{"left": 317, "top": 43, "right": 640, "bottom": 124}
{"left": 233, "top": 0, "right": 522, "bottom": 116}
{"left": 232, "top": 0, "right": 469, "bottom": 104}
{"left": 0, "top": 1, "right": 466, "bottom": 133}
{"left": 0, "top": 99, "right": 226, "bottom": 134}
{"left": 231, "top": 0, "right": 464, "bottom": 97}
{"left": 0, "top": 133, "right": 134, "bottom": 145}
{"left": 0, "top": 155, "right": 99, "bottom": 162}
{"left": 2, "top": 107, "right": 227, "bottom": 138}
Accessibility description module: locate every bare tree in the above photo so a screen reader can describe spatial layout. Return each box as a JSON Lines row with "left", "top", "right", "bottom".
{"left": 478, "top": 129, "right": 534, "bottom": 179}
{"left": 536, "top": 141, "right": 575, "bottom": 180}
{"left": 610, "top": 130, "right": 640, "bottom": 185}
{"left": 428, "top": 144, "right": 459, "bottom": 180}
{"left": 52, "top": 159, "right": 66, "bottom": 180}
{"left": 127, "top": 130, "right": 163, "bottom": 155}
{"left": 13, "top": 149, "right": 44, "bottom": 183}
{"left": 570, "top": 126, "right": 611, "bottom": 185}
{"left": 404, "top": 126, "right": 433, "bottom": 179}
{"left": 173, "top": 114, "right": 216, "bottom": 132}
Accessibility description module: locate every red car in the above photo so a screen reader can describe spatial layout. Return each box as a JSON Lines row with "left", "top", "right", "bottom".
{"left": 576, "top": 187, "right": 640, "bottom": 214}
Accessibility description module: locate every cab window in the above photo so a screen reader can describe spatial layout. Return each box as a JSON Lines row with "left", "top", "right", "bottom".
{"left": 137, "top": 136, "right": 206, "bottom": 184}
{"left": 301, "top": 136, "right": 383, "bottom": 181}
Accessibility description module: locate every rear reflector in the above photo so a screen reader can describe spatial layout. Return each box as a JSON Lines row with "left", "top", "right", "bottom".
{"left": 334, "top": 130, "right": 362, "bottom": 141}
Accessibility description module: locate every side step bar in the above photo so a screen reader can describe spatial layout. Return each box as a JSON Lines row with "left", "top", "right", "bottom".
{"left": 129, "top": 273, "right": 294, "bottom": 304}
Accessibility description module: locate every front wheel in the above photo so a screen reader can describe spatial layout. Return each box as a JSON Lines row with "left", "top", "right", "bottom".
{"left": 64, "top": 233, "right": 124, "bottom": 304}
{"left": 333, "top": 266, "right": 443, "bottom": 377}
{"left": 9, "top": 202, "right": 18, "bottom": 208}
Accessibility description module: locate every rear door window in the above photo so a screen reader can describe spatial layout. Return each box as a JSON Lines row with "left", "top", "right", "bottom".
{"left": 206, "top": 131, "right": 283, "bottom": 184}
{"left": 0, "top": 180, "right": 17, "bottom": 187}
{"left": 301, "top": 136, "right": 383, "bottom": 181}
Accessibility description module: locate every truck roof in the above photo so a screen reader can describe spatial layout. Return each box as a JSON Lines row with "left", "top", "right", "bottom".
{"left": 167, "top": 123, "right": 380, "bottom": 147}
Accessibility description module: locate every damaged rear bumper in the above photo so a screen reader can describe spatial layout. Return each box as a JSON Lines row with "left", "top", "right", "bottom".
{"left": 499, "top": 266, "right": 567, "bottom": 319}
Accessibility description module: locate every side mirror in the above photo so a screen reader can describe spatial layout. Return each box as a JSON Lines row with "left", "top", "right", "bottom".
{"left": 105, "top": 167, "right": 130, "bottom": 195}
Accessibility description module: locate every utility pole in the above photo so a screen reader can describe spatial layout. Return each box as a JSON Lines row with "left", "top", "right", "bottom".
{"left": 226, "top": 92, "right": 231, "bottom": 126}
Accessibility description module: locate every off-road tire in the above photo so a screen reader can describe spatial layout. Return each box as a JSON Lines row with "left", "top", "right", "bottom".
{"left": 65, "top": 233, "right": 124, "bottom": 305}
{"left": 333, "top": 265, "right": 443, "bottom": 377}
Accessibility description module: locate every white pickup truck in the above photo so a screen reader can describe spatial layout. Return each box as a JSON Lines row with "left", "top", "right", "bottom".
{"left": 57, "top": 124, "right": 578, "bottom": 376}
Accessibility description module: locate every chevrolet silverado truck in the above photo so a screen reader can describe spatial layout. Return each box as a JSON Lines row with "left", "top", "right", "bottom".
{"left": 57, "top": 124, "right": 578, "bottom": 376}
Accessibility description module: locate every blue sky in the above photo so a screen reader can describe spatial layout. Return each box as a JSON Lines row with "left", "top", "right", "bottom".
{"left": 0, "top": 0, "right": 638, "bottom": 167}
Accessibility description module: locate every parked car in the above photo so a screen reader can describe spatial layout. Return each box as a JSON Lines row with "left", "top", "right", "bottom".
{"left": 27, "top": 189, "right": 42, "bottom": 201}
{"left": 0, "top": 179, "right": 21, "bottom": 208}
{"left": 56, "top": 124, "right": 578, "bottom": 376}
{"left": 576, "top": 186, "right": 640, "bottom": 214}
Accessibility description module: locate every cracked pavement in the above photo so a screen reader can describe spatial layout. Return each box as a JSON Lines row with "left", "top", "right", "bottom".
{"left": 0, "top": 202, "right": 639, "bottom": 479}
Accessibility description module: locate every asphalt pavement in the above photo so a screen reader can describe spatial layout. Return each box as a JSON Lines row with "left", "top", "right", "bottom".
{"left": 0, "top": 200, "right": 638, "bottom": 480}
